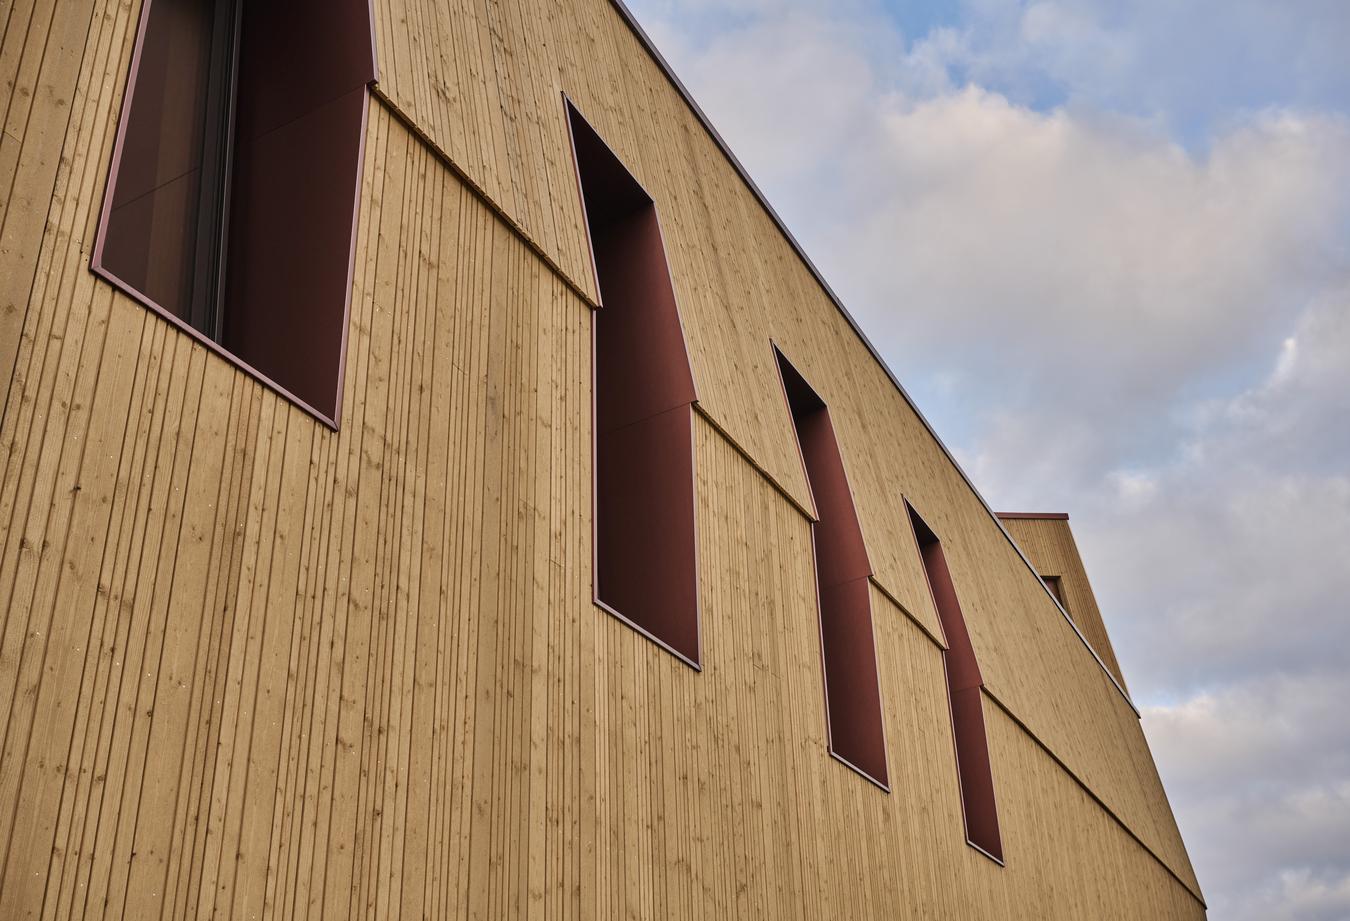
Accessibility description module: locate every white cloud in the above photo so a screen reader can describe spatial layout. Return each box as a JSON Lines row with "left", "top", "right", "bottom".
{"left": 835, "top": 96, "right": 1350, "bottom": 413}
{"left": 1145, "top": 672, "right": 1350, "bottom": 921}
{"left": 915, "top": 0, "right": 1350, "bottom": 138}
{"left": 1107, "top": 470, "right": 1157, "bottom": 508}
{"left": 1090, "top": 291, "right": 1350, "bottom": 689}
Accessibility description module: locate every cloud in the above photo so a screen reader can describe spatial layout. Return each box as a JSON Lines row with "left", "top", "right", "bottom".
{"left": 836, "top": 94, "right": 1350, "bottom": 406}
{"left": 1145, "top": 672, "right": 1350, "bottom": 921}
{"left": 625, "top": 1, "right": 1350, "bottom": 918}
{"left": 1088, "top": 291, "right": 1350, "bottom": 690}
{"left": 914, "top": 0, "right": 1350, "bottom": 141}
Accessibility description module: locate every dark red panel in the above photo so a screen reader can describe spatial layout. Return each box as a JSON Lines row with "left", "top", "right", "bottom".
{"left": 794, "top": 407, "right": 870, "bottom": 589}
{"left": 817, "top": 576, "right": 888, "bottom": 782}
{"left": 221, "top": 87, "right": 366, "bottom": 418}
{"left": 950, "top": 685, "right": 1002, "bottom": 861}
{"left": 569, "top": 101, "right": 700, "bottom": 667}
{"left": 919, "top": 538, "right": 982, "bottom": 692}
{"left": 227, "top": 0, "right": 376, "bottom": 139}
{"left": 220, "top": 0, "right": 375, "bottom": 419}
{"left": 591, "top": 204, "right": 698, "bottom": 432}
{"left": 910, "top": 502, "right": 1003, "bottom": 861}
{"left": 596, "top": 405, "right": 699, "bottom": 663}
{"left": 776, "top": 346, "right": 887, "bottom": 788}
{"left": 1042, "top": 574, "right": 1065, "bottom": 607}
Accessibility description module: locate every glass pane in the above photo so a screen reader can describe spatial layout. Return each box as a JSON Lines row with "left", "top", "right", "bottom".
{"left": 100, "top": 0, "right": 223, "bottom": 323}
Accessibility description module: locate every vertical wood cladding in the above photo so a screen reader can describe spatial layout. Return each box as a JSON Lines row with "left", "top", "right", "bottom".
{"left": 0, "top": 0, "right": 1203, "bottom": 917}
{"left": 1000, "top": 515, "right": 1130, "bottom": 691}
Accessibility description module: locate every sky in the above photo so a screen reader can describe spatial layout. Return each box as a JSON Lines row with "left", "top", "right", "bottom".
{"left": 622, "top": 1, "right": 1350, "bottom": 918}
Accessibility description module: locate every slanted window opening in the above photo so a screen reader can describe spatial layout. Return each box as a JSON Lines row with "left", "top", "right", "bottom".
{"left": 1042, "top": 574, "right": 1066, "bottom": 611}
{"left": 907, "top": 501, "right": 1004, "bottom": 863}
{"left": 774, "top": 345, "right": 888, "bottom": 789}
{"left": 92, "top": 0, "right": 375, "bottom": 424}
{"left": 566, "top": 99, "right": 702, "bottom": 669}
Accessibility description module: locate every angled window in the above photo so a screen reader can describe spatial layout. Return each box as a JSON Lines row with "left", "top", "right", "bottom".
{"left": 908, "top": 502, "right": 1003, "bottom": 862}
{"left": 775, "top": 346, "right": 888, "bottom": 788}
{"left": 567, "top": 100, "right": 701, "bottom": 668}
{"left": 1041, "top": 574, "right": 1066, "bottom": 610}
{"left": 93, "top": 0, "right": 375, "bottom": 422}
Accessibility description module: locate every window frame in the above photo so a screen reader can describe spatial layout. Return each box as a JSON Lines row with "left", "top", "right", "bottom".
{"left": 773, "top": 342, "right": 890, "bottom": 791}
{"left": 564, "top": 94, "right": 704, "bottom": 670}
{"left": 90, "top": 0, "right": 374, "bottom": 429}
{"left": 906, "top": 498, "right": 1005, "bottom": 864}
{"left": 1041, "top": 574, "right": 1066, "bottom": 611}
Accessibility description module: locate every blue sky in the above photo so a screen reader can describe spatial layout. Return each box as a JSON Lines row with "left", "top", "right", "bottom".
{"left": 625, "top": 1, "right": 1350, "bottom": 918}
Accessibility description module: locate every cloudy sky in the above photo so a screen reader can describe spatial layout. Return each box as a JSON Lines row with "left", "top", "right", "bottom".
{"left": 622, "top": 1, "right": 1350, "bottom": 917}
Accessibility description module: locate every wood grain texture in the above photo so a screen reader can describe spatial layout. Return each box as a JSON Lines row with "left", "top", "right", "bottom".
{"left": 0, "top": 0, "right": 1203, "bottom": 916}
{"left": 1000, "top": 515, "right": 1130, "bottom": 690}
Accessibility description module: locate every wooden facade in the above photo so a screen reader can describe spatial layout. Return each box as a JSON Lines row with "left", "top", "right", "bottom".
{"left": 0, "top": 0, "right": 1204, "bottom": 917}
{"left": 999, "top": 514, "right": 1130, "bottom": 691}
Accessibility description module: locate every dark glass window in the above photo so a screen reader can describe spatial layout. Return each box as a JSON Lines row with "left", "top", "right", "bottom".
{"left": 776, "top": 346, "right": 888, "bottom": 788}
{"left": 567, "top": 101, "right": 701, "bottom": 668}
{"left": 94, "top": 0, "right": 375, "bottom": 421}
{"left": 1042, "top": 574, "right": 1066, "bottom": 610}
{"left": 908, "top": 502, "right": 1003, "bottom": 862}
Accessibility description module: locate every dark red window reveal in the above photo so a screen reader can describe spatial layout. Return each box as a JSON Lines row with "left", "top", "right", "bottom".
{"left": 566, "top": 101, "right": 701, "bottom": 668}
{"left": 93, "top": 0, "right": 376, "bottom": 423}
{"left": 775, "top": 347, "right": 888, "bottom": 788}
{"left": 908, "top": 503, "right": 1003, "bottom": 862}
{"left": 1042, "top": 574, "right": 1066, "bottom": 610}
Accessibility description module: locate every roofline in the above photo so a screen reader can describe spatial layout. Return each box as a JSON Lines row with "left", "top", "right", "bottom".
{"left": 604, "top": 0, "right": 1137, "bottom": 716}
{"left": 997, "top": 512, "right": 1071, "bottom": 521}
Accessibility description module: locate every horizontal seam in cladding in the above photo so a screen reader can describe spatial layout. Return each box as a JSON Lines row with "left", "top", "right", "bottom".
{"left": 983, "top": 688, "right": 1207, "bottom": 908}
{"left": 691, "top": 403, "right": 813, "bottom": 521}
{"left": 869, "top": 576, "right": 945, "bottom": 651}
{"left": 367, "top": 87, "right": 600, "bottom": 312}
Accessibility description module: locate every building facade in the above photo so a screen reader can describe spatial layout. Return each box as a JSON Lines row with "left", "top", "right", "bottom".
{"left": 0, "top": 0, "right": 1204, "bottom": 917}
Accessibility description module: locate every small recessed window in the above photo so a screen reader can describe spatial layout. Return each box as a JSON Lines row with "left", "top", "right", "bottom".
{"left": 93, "top": 0, "right": 375, "bottom": 422}
{"left": 908, "top": 502, "right": 1003, "bottom": 862}
{"left": 775, "top": 346, "right": 888, "bottom": 788}
{"left": 1041, "top": 574, "right": 1066, "bottom": 611}
{"left": 567, "top": 100, "right": 701, "bottom": 668}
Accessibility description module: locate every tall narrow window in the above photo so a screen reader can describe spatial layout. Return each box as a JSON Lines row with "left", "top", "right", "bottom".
{"left": 908, "top": 502, "right": 1003, "bottom": 862}
{"left": 93, "top": 0, "right": 375, "bottom": 421}
{"left": 775, "top": 347, "right": 888, "bottom": 787}
{"left": 567, "top": 101, "right": 701, "bottom": 668}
